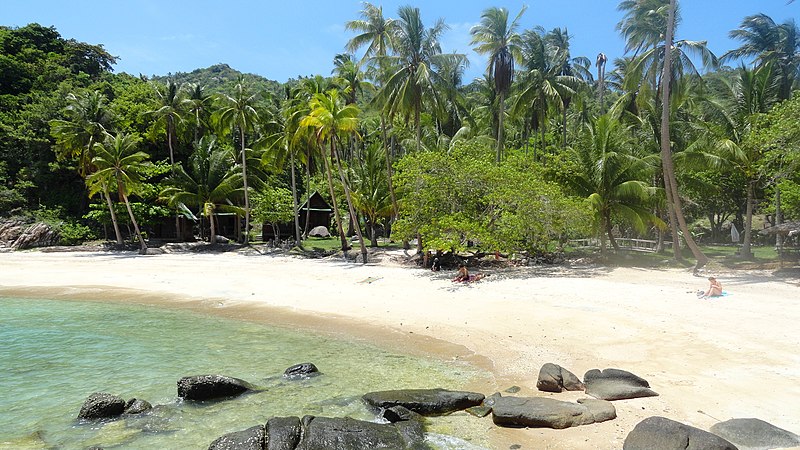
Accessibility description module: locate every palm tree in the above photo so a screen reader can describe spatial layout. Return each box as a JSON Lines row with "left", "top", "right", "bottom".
{"left": 597, "top": 52, "right": 608, "bottom": 113}
{"left": 332, "top": 53, "right": 365, "bottom": 106}
{"left": 351, "top": 142, "right": 393, "bottom": 247}
{"left": 88, "top": 132, "right": 150, "bottom": 254}
{"left": 182, "top": 83, "right": 212, "bottom": 144}
{"left": 161, "top": 136, "right": 244, "bottom": 244}
{"left": 723, "top": 14, "right": 800, "bottom": 100}
{"left": 545, "top": 27, "right": 593, "bottom": 148}
{"left": 470, "top": 6, "right": 526, "bottom": 162}
{"left": 149, "top": 79, "right": 185, "bottom": 240}
{"left": 49, "top": 90, "right": 123, "bottom": 245}
{"left": 301, "top": 90, "right": 368, "bottom": 263}
{"left": 567, "top": 115, "right": 662, "bottom": 253}
{"left": 215, "top": 78, "right": 259, "bottom": 244}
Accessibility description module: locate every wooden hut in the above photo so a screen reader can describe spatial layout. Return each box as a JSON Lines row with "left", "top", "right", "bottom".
{"left": 261, "top": 191, "right": 333, "bottom": 241}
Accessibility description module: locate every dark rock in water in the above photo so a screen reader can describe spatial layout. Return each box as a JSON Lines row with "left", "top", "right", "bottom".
{"left": 624, "top": 416, "right": 738, "bottom": 450}
{"left": 208, "top": 425, "right": 265, "bottom": 450}
{"left": 298, "top": 415, "right": 418, "bottom": 449}
{"left": 123, "top": 398, "right": 152, "bottom": 415}
{"left": 78, "top": 393, "right": 126, "bottom": 420}
{"left": 283, "top": 363, "right": 320, "bottom": 379}
{"left": 537, "top": 363, "right": 585, "bottom": 392}
{"left": 491, "top": 395, "right": 616, "bottom": 429}
{"left": 710, "top": 418, "right": 800, "bottom": 450}
{"left": 362, "top": 388, "right": 484, "bottom": 416}
{"left": 584, "top": 368, "right": 658, "bottom": 400}
{"left": 265, "top": 416, "right": 301, "bottom": 450}
{"left": 381, "top": 405, "right": 420, "bottom": 423}
{"left": 465, "top": 405, "right": 493, "bottom": 418}
{"left": 177, "top": 375, "right": 254, "bottom": 401}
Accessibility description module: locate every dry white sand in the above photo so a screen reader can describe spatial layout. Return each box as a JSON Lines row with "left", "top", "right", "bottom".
{"left": 1, "top": 249, "right": 798, "bottom": 449}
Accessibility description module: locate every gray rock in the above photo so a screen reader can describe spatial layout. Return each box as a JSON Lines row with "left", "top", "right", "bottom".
{"left": 308, "top": 226, "right": 330, "bottom": 238}
{"left": 710, "top": 418, "right": 800, "bottom": 450}
{"left": 491, "top": 395, "right": 616, "bottom": 429}
{"left": 381, "top": 405, "right": 420, "bottom": 423}
{"left": 296, "top": 416, "right": 416, "bottom": 449}
{"left": 537, "top": 363, "right": 585, "bottom": 393}
{"left": 584, "top": 368, "right": 658, "bottom": 400}
{"left": 362, "top": 388, "right": 485, "bottom": 416}
{"left": 283, "top": 363, "right": 320, "bottom": 379}
{"left": 78, "top": 393, "right": 126, "bottom": 420}
{"left": 177, "top": 375, "right": 254, "bottom": 401}
{"left": 208, "top": 425, "right": 265, "bottom": 450}
{"left": 265, "top": 416, "right": 301, "bottom": 450}
{"left": 123, "top": 398, "right": 152, "bottom": 415}
{"left": 624, "top": 416, "right": 738, "bottom": 450}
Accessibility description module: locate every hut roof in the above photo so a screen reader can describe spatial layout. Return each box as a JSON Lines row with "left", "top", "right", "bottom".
{"left": 299, "top": 191, "right": 332, "bottom": 212}
{"left": 760, "top": 221, "right": 800, "bottom": 236}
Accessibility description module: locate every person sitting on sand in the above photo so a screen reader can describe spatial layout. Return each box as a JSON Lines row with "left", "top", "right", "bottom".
{"left": 453, "top": 264, "right": 469, "bottom": 282}
{"left": 700, "top": 276, "right": 723, "bottom": 298}
{"left": 431, "top": 257, "right": 441, "bottom": 272}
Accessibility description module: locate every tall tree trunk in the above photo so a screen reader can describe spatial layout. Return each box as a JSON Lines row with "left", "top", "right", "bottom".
{"left": 562, "top": 103, "right": 568, "bottom": 149}
{"left": 606, "top": 214, "right": 619, "bottom": 251}
{"left": 740, "top": 179, "right": 755, "bottom": 259}
{"left": 662, "top": 170, "right": 683, "bottom": 260}
{"left": 332, "top": 139, "right": 367, "bottom": 263}
{"left": 496, "top": 92, "right": 505, "bottom": 163}
{"left": 209, "top": 208, "right": 217, "bottom": 244}
{"left": 660, "top": 0, "right": 708, "bottom": 272}
{"left": 289, "top": 150, "right": 302, "bottom": 246}
{"left": 240, "top": 127, "right": 250, "bottom": 244}
{"left": 304, "top": 161, "right": 312, "bottom": 237}
{"left": 121, "top": 191, "right": 147, "bottom": 254}
{"left": 322, "top": 145, "right": 348, "bottom": 251}
{"left": 415, "top": 101, "right": 422, "bottom": 152}
{"left": 381, "top": 115, "right": 399, "bottom": 233}
{"left": 775, "top": 184, "right": 783, "bottom": 253}
{"left": 101, "top": 183, "right": 123, "bottom": 245}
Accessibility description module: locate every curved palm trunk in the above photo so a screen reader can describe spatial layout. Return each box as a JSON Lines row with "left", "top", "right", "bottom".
{"left": 121, "top": 190, "right": 147, "bottom": 254}
{"left": 332, "top": 139, "right": 368, "bottom": 263}
{"left": 740, "top": 179, "right": 756, "bottom": 259}
{"left": 289, "top": 150, "right": 302, "bottom": 246}
{"left": 496, "top": 92, "right": 506, "bottom": 163}
{"left": 208, "top": 206, "right": 217, "bottom": 245}
{"left": 240, "top": 127, "right": 250, "bottom": 244}
{"left": 101, "top": 182, "right": 123, "bottom": 245}
{"left": 662, "top": 171, "right": 683, "bottom": 260}
{"left": 660, "top": 0, "right": 707, "bottom": 272}
{"left": 606, "top": 214, "right": 619, "bottom": 251}
{"left": 321, "top": 145, "right": 348, "bottom": 251}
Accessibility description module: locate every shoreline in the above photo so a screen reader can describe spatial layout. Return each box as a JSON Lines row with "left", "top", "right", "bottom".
{"left": 1, "top": 250, "right": 799, "bottom": 449}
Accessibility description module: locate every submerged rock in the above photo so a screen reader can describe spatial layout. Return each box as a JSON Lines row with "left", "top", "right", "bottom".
{"left": 177, "top": 375, "right": 255, "bottom": 401}
{"left": 584, "top": 368, "right": 658, "bottom": 400}
{"left": 624, "top": 416, "right": 738, "bottom": 450}
{"left": 208, "top": 425, "right": 265, "bottom": 450}
{"left": 283, "top": 363, "right": 320, "bottom": 379}
{"left": 491, "top": 395, "right": 616, "bottom": 429}
{"left": 78, "top": 393, "right": 126, "bottom": 420}
{"left": 362, "top": 388, "right": 485, "bottom": 416}
{"left": 537, "top": 363, "right": 585, "bottom": 393}
{"left": 123, "top": 398, "right": 152, "bottom": 415}
{"left": 710, "top": 418, "right": 800, "bottom": 450}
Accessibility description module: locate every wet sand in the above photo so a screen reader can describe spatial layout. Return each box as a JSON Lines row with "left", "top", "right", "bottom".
{"left": 1, "top": 249, "right": 798, "bottom": 449}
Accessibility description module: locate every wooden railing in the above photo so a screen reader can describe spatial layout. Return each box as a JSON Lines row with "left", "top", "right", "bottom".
{"left": 569, "top": 238, "right": 671, "bottom": 253}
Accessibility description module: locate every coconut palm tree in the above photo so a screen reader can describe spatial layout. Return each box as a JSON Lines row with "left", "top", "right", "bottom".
{"left": 182, "top": 83, "right": 212, "bottom": 144}
{"left": 214, "top": 78, "right": 259, "bottom": 244}
{"left": 149, "top": 79, "right": 183, "bottom": 167}
{"left": 88, "top": 132, "right": 150, "bottom": 254}
{"left": 545, "top": 27, "right": 593, "bottom": 148}
{"left": 49, "top": 90, "right": 123, "bottom": 245}
{"left": 351, "top": 142, "right": 393, "bottom": 247}
{"left": 301, "top": 90, "right": 368, "bottom": 263}
{"left": 723, "top": 14, "right": 800, "bottom": 100}
{"left": 470, "top": 5, "right": 526, "bottom": 162}
{"left": 597, "top": 53, "right": 608, "bottom": 113}
{"left": 566, "top": 115, "right": 662, "bottom": 253}
{"left": 161, "top": 136, "right": 244, "bottom": 244}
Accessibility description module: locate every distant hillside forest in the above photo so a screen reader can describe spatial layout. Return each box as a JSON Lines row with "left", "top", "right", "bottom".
{"left": 1, "top": 2, "right": 799, "bottom": 263}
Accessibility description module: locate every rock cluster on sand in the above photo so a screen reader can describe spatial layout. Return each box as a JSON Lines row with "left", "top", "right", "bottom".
{"left": 710, "top": 418, "right": 800, "bottom": 450}
{"left": 536, "top": 362, "right": 585, "bottom": 393}
{"left": 583, "top": 368, "right": 659, "bottom": 400}
{"left": 623, "top": 416, "right": 738, "bottom": 450}
{"left": 490, "top": 394, "right": 616, "bottom": 429}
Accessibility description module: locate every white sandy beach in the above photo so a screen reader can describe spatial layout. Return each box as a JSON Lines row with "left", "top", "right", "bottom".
{"left": 1, "top": 249, "right": 798, "bottom": 449}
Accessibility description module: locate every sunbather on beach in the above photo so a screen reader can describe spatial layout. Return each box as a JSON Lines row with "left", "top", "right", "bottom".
{"left": 699, "top": 276, "right": 723, "bottom": 298}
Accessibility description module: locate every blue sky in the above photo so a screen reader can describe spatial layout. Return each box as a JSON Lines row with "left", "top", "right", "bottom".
{"left": 5, "top": 1, "right": 797, "bottom": 83}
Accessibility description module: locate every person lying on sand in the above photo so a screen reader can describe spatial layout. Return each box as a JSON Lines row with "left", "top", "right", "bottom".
{"left": 698, "top": 276, "right": 723, "bottom": 298}
{"left": 452, "top": 264, "right": 487, "bottom": 283}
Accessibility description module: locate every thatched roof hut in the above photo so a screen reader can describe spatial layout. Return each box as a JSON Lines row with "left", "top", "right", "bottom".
{"left": 760, "top": 221, "right": 800, "bottom": 237}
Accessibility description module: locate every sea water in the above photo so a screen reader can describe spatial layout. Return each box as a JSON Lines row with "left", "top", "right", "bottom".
{"left": 0, "top": 297, "right": 490, "bottom": 449}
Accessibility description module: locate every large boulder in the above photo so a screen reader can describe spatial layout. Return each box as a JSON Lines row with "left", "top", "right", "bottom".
{"left": 362, "top": 388, "right": 484, "bottom": 416}
{"left": 584, "top": 368, "right": 658, "bottom": 400}
{"left": 624, "top": 416, "right": 738, "bottom": 450}
{"left": 491, "top": 395, "right": 616, "bottom": 429}
{"left": 208, "top": 425, "right": 265, "bottom": 450}
{"left": 537, "top": 363, "right": 585, "bottom": 393}
{"left": 78, "top": 393, "right": 126, "bottom": 420}
{"left": 265, "top": 416, "right": 302, "bottom": 450}
{"left": 710, "top": 418, "right": 800, "bottom": 450}
{"left": 308, "top": 226, "right": 330, "bottom": 238}
{"left": 297, "top": 416, "right": 418, "bottom": 449}
{"left": 177, "top": 375, "right": 255, "bottom": 401}
{"left": 283, "top": 363, "right": 320, "bottom": 380}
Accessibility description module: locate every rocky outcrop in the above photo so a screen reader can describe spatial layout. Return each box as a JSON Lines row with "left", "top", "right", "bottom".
{"left": 490, "top": 395, "right": 616, "bottom": 429}
{"left": 536, "top": 363, "right": 585, "bottom": 393}
{"left": 123, "top": 398, "right": 152, "bottom": 415}
{"left": 624, "top": 416, "right": 738, "bottom": 450}
{"left": 177, "top": 375, "right": 255, "bottom": 401}
{"left": 362, "top": 388, "right": 484, "bottom": 416}
{"left": 77, "top": 393, "right": 126, "bottom": 420}
{"left": 0, "top": 220, "right": 60, "bottom": 250}
{"left": 208, "top": 425, "right": 266, "bottom": 450}
{"left": 584, "top": 368, "right": 658, "bottom": 400}
{"left": 710, "top": 418, "right": 800, "bottom": 450}
{"left": 283, "top": 363, "right": 319, "bottom": 380}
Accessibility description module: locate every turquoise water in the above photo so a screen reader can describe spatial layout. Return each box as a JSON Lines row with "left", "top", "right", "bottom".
{"left": 0, "top": 297, "right": 490, "bottom": 449}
